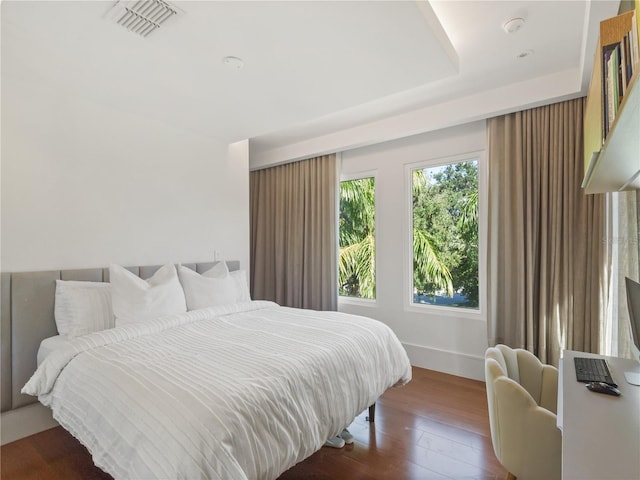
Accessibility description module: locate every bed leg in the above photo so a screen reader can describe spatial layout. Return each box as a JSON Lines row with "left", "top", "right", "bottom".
{"left": 367, "top": 403, "right": 375, "bottom": 422}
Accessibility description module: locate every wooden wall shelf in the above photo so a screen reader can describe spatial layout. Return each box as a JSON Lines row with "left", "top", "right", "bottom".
{"left": 583, "top": 74, "right": 640, "bottom": 193}
{"left": 582, "top": 7, "right": 640, "bottom": 194}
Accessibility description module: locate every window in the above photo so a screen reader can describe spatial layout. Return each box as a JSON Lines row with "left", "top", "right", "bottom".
{"left": 339, "top": 176, "right": 375, "bottom": 299}
{"left": 411, "top": 159, "right": 479, "bottom": 309}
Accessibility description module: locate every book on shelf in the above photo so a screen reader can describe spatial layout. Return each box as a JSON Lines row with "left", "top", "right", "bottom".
{"left": 620, "top": 37, "right": 628, "bottom": 97}
{"left": 631, "top": 10, "right": 639, "bottom": 72}
{"left": 600, "top": 9, "right": 639, "bottom": 141}
{"left": 602, "top": 44, "right": 618, "bottom": 137}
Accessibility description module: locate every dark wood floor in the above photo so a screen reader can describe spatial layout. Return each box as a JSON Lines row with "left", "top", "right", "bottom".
{"left": 1, "top": 367, "right": 508, "bottom": 480}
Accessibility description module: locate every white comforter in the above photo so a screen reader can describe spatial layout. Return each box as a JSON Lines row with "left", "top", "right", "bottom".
{"left": 23, "top": 301, "right": 412, "bottom": 480}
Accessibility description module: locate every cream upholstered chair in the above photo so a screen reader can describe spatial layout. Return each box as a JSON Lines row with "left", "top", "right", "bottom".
{"left": 485, "top": 345, "right": 561, "bottom": 480}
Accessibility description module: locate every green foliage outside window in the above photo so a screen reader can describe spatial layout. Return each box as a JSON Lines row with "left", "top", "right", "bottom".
{"left": 338, "top": 161, "right": 479, "bottom": 309}
{"left": 339, "top": 177, "right": 376, "bottom": 298}
{"left": 412, "top": 161, "right": 479, "bottom": 308}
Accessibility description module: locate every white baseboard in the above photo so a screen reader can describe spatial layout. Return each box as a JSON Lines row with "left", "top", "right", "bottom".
{"left": 1, "top": 403, "right": 59, "bottom": 445}
{"left": 403, "top": 342, "right": 485, "bottom": 381}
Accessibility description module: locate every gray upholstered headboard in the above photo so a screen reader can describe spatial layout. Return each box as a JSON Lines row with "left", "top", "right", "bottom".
{"left": 0, "top": 261, "right": 239, "bottom": 413}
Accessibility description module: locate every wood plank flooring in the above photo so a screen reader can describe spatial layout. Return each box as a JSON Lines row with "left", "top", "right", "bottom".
{"left": 1, "top": 367, "right": 508, "bottom": 480}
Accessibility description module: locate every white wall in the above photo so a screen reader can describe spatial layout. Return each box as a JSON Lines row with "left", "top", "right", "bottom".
{"left": 1, "top": 59, "right": 249, "bottom": 272}
{"left": 339, "top": 120, "right": 488, "bottom": 380}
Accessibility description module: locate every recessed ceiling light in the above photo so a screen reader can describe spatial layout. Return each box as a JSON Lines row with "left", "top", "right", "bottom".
{"left": 516, "top": 49, "right": 534, "bottom": 59}
{"left": 503, "top": 17, "right": 525, "bottom": 34}
{"left": 222, "top": 56, "right": 244, "bottom": 70}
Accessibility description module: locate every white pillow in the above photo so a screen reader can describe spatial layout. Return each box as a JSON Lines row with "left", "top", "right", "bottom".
{"left": 178, "top": 264, "right": 237, "bottom": 310}
{"left": 200, "top": 261, "right": 229, "bottom": 278}
{"left": 54, "top": 280, "right": 114, "bottom": 338}
{"left": 230, "top": 270, "right": 251, "bottom": 302}
{"left": 196, "top": 265, "right": 251, "bottom": 302}
{"left": 110, "top": 263, "right": 187, "bottom": 326}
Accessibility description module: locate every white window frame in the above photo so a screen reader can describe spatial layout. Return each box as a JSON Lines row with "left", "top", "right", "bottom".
{"left": 403, "top": 151, "right": 487, "bottom": 320}
{"left": 338, "top": 170, "right": 378, "bottom": 306}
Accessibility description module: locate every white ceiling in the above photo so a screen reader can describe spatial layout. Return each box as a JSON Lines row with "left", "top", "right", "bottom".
{"left": 1, "top": 1, "right": 621, "bottom": 162}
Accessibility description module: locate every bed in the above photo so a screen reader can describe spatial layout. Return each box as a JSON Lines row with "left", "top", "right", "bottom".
{"left": 4, "top": 261, "right": 411, "bottom": 480}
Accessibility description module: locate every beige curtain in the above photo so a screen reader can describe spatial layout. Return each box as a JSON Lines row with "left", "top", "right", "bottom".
{"left": 250, "top": 154, "right": 337, "bottom": 310}
{"left": 487, "top": 98, "right": 607, "bottom": 366}
{"left": 603, "top": 191, "right": 640, "bottom": 359}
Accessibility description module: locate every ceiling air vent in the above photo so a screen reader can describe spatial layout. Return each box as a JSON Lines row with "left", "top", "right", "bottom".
{"left": 106, "top": 0, "right": 182, "bottom": 37}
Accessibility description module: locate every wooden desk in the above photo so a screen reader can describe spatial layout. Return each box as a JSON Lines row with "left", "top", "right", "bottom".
{"left": 558, "top": 350, "right": 640, "bottom": 480}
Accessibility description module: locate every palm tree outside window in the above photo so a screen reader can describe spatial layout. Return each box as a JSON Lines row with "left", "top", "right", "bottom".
{"left": 339, "top": 177, "right": 376, "bottom": 299}
{"left": 412, "top": 160, "right": 479, "bottom": 309}
{"left": 338, "top": 161, "right": 479, "bottom": 309}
